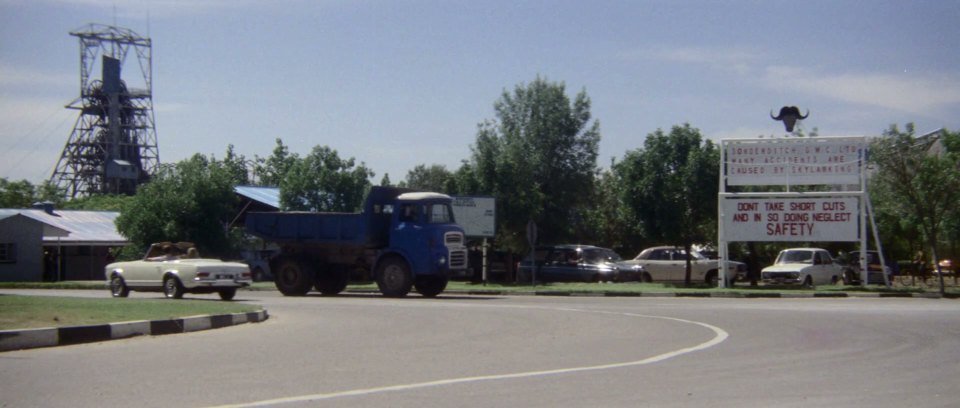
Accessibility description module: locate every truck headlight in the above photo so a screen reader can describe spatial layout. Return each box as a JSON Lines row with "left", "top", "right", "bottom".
{"left": 437, "top": 256, "right": 447, "bottom": 266}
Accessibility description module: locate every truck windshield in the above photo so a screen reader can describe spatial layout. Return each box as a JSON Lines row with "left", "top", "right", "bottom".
{"left": 427, "top": 203, "right": 454, "bottom": 224}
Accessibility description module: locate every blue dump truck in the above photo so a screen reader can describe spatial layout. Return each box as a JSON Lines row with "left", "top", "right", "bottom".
{"left": 245, "top": 187, "right": 468, "bottom": 297}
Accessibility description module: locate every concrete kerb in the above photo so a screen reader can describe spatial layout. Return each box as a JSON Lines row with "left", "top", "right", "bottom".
{"left": 405, "top": 289, "right": 951, "bottom": 299}
{"left": 0, "top": 309, "right": 268, "bottom": 353}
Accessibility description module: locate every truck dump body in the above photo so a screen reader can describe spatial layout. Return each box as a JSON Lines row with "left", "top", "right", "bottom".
{"left": 245, "top": 211, "right": 373, "bottom": 248}
{"left": 244, "top": 186, "right": 412, "bottom": 249}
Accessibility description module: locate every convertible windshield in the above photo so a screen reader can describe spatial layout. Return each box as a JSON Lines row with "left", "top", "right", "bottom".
{"left": 776, "top": 250, "right": 814, "bottom": 264}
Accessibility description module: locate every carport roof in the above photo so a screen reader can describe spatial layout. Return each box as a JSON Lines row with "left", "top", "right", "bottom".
{"left": 235, "top": 185, "right": 280, "bottom": 209}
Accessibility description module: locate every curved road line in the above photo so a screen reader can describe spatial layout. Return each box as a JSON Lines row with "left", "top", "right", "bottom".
{"left": 211, "top": 306, "right": 729, "bottom": 408}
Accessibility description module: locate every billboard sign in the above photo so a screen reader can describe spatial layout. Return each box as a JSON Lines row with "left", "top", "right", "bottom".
{"left": 725, "top": 137, "right": 864, "bottom": 186}
{"left": 721, "top": 196, "right": 859, "bottom": 242}
{"left": 451, "top": 196, "right": 496, "bottom": 238}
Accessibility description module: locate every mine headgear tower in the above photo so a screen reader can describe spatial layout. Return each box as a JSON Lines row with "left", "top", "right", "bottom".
{"left": 50, "top": 23, "right": 160, "bottom": 198}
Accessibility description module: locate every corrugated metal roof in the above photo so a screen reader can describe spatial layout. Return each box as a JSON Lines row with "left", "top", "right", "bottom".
{"left": 0, "top": 208, "right": 127, "bottom": 245}
{"left": 235, "top": 186, "right": 280, "bottom": 209}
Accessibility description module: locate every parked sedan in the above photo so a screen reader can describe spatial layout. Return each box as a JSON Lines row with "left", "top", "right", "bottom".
{"left": 761, "top": 248, "right": 844, "bottom": 287}
{"left": 622, "top": 246, "right": 745, "bottom": 286}
{"left": 105, "top": 242, "right": 252, "bottom": 300}
{"left": 517, "top": 245, "right": 643, "bottom": 283}
{"left": 836, "top": 250, "right": 894, "bottom": 285}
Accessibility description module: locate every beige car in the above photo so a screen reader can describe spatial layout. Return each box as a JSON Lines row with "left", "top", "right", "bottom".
{"left": 105, "top": 242, "right": 252, "bottom": 300}
{"left": 623, "top": 246, "right": 745, "bottom": 286}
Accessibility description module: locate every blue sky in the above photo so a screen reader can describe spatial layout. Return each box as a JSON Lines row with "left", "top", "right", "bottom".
{"left": 2, "top": 0, "right": 959, "bottom": 185}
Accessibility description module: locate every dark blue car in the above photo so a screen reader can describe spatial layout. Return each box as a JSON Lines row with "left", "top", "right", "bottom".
{"left": 517, "top": 245, "right": 643, "bottom": 283}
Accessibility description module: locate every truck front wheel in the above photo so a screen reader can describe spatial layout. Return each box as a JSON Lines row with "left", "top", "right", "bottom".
{"left": 274, "top": 259, "right": 313, "bottom": 296}
{"left": 415, "top": 275, "right": 448, "bottom": 298}
{"left": 376, "top": 257, "right": 412, "bottom": 297}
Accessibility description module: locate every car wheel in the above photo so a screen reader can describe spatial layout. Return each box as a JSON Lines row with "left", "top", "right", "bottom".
{"left": 252, "top": 266, "right": 265, "bottom": 282}
{"left": 802, "top": 275, "right": 814, "bottom": 289}
{"left": 705, "top": 271, "right": 719, "bottom": 287}
{"left": 640, "top": 273, "right": 653, "bottom": 283}
{"left": 841, "top": 269, "right": 853, "bottom": 285}
{"left": 376, "top": 257, "right": 412, "bottom": 297}
{"left": 415, "top": 275, "right": 448, "bottom": 298}
{"left": 218, "top": 288, "right": 237, "bottom": 301}
{"left": 163, "top": 275, "right": 185, "bottom": 299}
{"left": 831, "top": 275, "right": 841, "bottom": 285}
{"left": 273, "top": 258, "right": 313, "bottom": 296}
{"left": 110, "top": 274, "right": 130, "bottom": 298}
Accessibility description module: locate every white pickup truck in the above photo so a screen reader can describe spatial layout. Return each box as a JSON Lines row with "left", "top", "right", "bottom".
{"left": 761, "top": 248, "right": 844, "bottom": 287}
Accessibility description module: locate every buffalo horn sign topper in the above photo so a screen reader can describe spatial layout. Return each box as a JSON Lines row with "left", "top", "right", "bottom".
{"left": 770, "top": 106, "right": 809, "bottom": 132}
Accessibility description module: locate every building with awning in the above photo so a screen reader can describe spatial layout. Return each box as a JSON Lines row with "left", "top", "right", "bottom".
{"left": 0, "top": 203, "right": 127, "bottom": 282}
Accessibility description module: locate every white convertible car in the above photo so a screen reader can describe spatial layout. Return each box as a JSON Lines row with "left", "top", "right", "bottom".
{"left": 105, "top": 242, "right": 252, "bottom": 300}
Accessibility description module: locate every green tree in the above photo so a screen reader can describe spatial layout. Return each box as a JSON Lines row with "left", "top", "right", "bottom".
{"left": 401, "top": 164, "right": 455, "bottom": 193}
{"left": 870, "top": 124, "right": 960, "bottom": 294}
{"left": 254, "top": 138, "right": 298, "bottom": 187}
{"left": 61, "top": 194, "right": 133, "bottom": 212}
{"left": 0, "top": 179, "right": 64, "bottom": 208}
{"left": 579, "top": 166, "right": 630, "bottom": 252}
{"left": 0, "top": 179, "right": 39, "bottom": 208}
{"left": 464, "top": 76, "right": 600, "bottom": 253}
{"left": 451, "top": 161, "right": 481, "bottom": 196}
{"left": 616, "top": 124, "right": 720, "bottom": 285}
{"left": 280, "top": 145, "right": 374, "bottom": 212}
{"left": 220, "top": 144, "right": 251, "bottom": 186}
{"left": 115, "top": 153, "right": 241, "bottom": 256}
{"left": 379, "top": 173, "right": 392, "bottom": 186}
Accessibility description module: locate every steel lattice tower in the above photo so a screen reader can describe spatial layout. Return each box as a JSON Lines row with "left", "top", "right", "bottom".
{"left": 50, "top": 23, "right": 159, "bottom": 198}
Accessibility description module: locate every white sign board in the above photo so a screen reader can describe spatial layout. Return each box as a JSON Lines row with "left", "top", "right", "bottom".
{"left": 721, "top": 197, "right": 859, "bottom": 242}
{"left": 725, "top": 138, "right": 864, "bottom": 186}
{"left": 451, "top": 196, "right": 496, "bottom": 238}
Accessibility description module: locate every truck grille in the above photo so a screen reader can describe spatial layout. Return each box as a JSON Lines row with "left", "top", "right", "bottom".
{"left": 449, "top": 250, "right": 467, "bottom": 269}
{"left": 444, "top": 232, "right": 463, "bottom": 245}
{"left": 444, "top": 232, "right": 467, "bottom": 269}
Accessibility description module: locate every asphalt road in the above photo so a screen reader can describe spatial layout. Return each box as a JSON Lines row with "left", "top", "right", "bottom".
{"left": 1, "top": 289, "right": 958, "bottom": 408}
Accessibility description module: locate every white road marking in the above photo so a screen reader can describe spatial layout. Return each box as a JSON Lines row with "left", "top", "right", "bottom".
{"left": 210, "top": 305, "right": 729, "bottom": 408}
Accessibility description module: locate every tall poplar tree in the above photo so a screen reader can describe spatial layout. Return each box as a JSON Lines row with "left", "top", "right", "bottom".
{"left": 464, "top": 77, "right": 600, "bottom": 252}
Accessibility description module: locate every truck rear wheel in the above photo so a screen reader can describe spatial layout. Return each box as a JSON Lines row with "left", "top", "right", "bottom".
{"left": 415, "top": 275, "right": 448, "bottom": 298}
{"left": 315, "top": 269, "right": 348, "bottom": 295}
{"left": 274, "top": 258, "right": 313, "bottom": 296}
{"left": 376, "top": 257, "right": 412, "bottom": 297}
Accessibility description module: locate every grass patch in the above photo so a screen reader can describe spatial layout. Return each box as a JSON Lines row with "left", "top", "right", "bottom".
{"left": 0, "top": 281, "right": 106, "bottom": 290}
{"left": 0, "top": 295, "right": 260, "bottom": 330}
